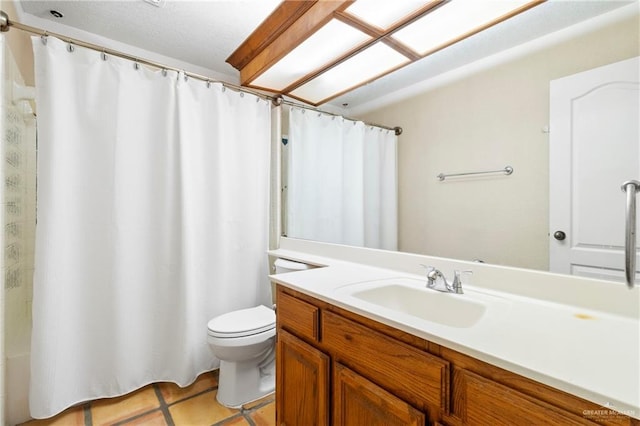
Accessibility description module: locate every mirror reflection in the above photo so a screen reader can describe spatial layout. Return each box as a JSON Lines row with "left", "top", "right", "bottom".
{"left": 283, "top": 6, "right": 640, "bottom": 282}
{"left": 284, "top": 107, "right": 399, "bottom": 251}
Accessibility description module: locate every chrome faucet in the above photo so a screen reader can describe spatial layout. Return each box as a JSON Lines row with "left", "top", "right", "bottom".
{"left": 426, "top": 267, "right": 452, "bottom": 291}
{"left": 420, "top": 265, "right": 472, "bottom": 294}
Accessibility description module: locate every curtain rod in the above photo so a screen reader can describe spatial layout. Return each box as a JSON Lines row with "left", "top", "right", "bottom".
{"left": 280, "top": 99, "right": 403, "bottom": 135}
{"left": 0, "top": 10, "right": 402, "bottom": 136}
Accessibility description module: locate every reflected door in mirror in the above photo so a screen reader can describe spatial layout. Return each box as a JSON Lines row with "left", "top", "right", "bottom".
{"left": 549, "top": 56, "right": 640, "bottom": 281}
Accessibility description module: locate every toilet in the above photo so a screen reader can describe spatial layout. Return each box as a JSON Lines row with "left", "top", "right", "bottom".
{"left": 207, "top": 258, "right": 312, "bottom": 407}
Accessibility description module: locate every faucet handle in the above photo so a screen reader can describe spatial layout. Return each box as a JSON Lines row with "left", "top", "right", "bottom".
{"left": 452, "top": 270, "right": 473, "bottom": 294}
{"left": 419, "top": 264, "right": 436, "bottom": 277}
{"left": 453, "top": 269, "right": 473, "bottom": 281}
{"left": 419, "top": 264, "right": 434, "bottom": 272}
{"left": 419, "top": 264, "right": 437, "bottom": 287}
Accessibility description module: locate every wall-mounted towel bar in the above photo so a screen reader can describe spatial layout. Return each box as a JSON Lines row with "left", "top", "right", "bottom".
{"left": 437, "top": 165, "right": 513, "bottom": 181}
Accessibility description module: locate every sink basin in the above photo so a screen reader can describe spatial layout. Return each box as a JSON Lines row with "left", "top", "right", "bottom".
{"left": 341, "top": 278, "right": 487, "bottom": 328}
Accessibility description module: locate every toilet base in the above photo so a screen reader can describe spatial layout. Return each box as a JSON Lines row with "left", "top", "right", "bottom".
{"left": 216, "top": 356, "right": 275, "bottom": 408}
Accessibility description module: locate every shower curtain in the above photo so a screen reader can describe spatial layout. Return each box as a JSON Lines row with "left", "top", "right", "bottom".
{"left": 30, "top": 36, "right": 271, "bottom": 418}
{"left": 287, "top": 108, "right": 397, "bottom": 250}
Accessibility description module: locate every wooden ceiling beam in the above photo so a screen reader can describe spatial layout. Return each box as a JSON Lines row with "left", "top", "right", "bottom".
{"left": 226, "top": 0, "right": 353, "bottom": 86}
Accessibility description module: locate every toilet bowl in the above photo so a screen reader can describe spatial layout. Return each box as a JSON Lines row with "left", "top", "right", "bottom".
{"left": 207, "top": 258, "right": 312, "bottom": 407}
{"left": 207, "top": 305, "right": 276, "bottom": 408}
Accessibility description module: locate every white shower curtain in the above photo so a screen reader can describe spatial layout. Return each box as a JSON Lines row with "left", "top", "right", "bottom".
{"left": 30, "top": 36, "right": 271, "bottom": 418}
{"left": 287, "top": 108, "right": 397, "bottom": 250}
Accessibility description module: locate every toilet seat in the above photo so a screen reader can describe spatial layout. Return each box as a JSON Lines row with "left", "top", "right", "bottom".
{"left": 208, "top": 305, "right": 275, "bottom": 338}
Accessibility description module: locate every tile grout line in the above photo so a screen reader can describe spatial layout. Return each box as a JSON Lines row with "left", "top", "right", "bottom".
{"left": 101, "top": 379, "right": 221, "bottom": 426}
{"left": 240, "top": 394, "right": 275, "bottom": 426}
{"left": 161, "top": 384, "right": 220, "bottom": 408}
{"left": 83, "top": 403, "right": 93, "bottom": 426}
{"left": 111, "top": 408, "right": 165, "bottom": 426}
{"left": 210, "top": 412, "right": 248, "bottom": 426}
{"left": 243, "top": 396, "right": 275, "bottom": 412}
{"left": 152, "top": 384, "right": 176, "bottom": 426}
{"left": 242, "top": 412, "right": 258, "bottom": 426}
{"left": 102, "top": 383, "right": 186, "bottom": 426}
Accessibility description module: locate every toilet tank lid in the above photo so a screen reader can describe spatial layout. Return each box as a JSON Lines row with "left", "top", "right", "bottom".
{"left": 207, "top": 305, "right": 275, "bottom": 336}
{"left": 274, "top": 258, "right": 312, "bottom": 271}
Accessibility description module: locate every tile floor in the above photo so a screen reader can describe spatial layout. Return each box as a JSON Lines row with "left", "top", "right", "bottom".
{"left": 20, "top": 370, "right": 275, "bottom": 426}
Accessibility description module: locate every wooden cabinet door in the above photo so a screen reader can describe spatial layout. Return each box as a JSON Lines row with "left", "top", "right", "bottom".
{"left": 333, "top": 362, "right": 426, "bottom": 426}
{"left": 461, "top": 370, "right": 594, "bottom": 426}
{"left": 276, "top": 329, "right": 330, "bottom": 426}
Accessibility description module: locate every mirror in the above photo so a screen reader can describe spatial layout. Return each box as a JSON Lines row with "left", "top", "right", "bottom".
{"left": 282, "top": 5, "right": 640, "bottom": 281}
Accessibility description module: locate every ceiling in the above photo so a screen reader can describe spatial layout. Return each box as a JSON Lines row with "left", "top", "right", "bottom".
{"left": 15, "top": 0, "right": 636, "bottom": 112}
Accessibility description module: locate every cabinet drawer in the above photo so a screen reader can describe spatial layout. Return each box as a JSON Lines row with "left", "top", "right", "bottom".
{"left": 461, "top": 370, "right": 594, "bottom": 425}
{"left": 322, "top": 311, "right": 449, "bottom": 413}
{"left": 276, "top": 290, "right": 320, "bottom": 342}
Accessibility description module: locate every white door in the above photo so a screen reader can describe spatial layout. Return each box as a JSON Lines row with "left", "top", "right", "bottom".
{"left": 549, "top": 57, "right": 640, "bottom": 281}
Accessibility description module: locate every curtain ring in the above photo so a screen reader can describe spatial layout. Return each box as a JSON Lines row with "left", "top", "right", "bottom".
{"left": 40, "top": 34, "right": 48, "bottom": 45}
{"left": 134, "top": 61, "right": 140, "bottom": 70}
{"left": 206, "top": 80, "right": 211, "bottom": 88}
{"left": 162, "top": 69, "right": 167, "bottom": 77}
{"left": 67, "top": 42, "right": 74, "bottom": 53}
{"left": 184, "top": 74, "right": 188, "bottom": 82}
{"left": 101, "top": 51, "right": 107, "bottom": 61}
{"left": 240, "top": 92, "right": 244, "bottom": 97}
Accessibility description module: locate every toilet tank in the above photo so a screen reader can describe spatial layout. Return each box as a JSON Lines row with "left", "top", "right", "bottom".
{"left": 274, "top": 258, "right": 313, "bottom": 274}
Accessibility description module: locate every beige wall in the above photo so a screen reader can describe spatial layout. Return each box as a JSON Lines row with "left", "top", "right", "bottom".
{"left": 1, "top": 0, "right": 34, "bottom": 86}
{"left": 360, "top": 11, "right": 639, "bottom": 271}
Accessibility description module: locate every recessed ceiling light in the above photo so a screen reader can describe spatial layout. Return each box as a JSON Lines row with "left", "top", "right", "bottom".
{"left": 49, "top": 10, "right": 63, "bottom": 19}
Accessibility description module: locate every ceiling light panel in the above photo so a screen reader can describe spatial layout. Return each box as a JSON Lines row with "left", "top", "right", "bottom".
{"left": 344, "top": 0, "right": 429, "bottom": 29}
{"left": 393, "top": 0, "right": 534, "bottom": 56}
{"left": 290, "top": 42, "right": 410, "bottom": 105}
{"left": 227, "top": 0, "right": 545, "bottom": 105}
{"left": 250, "top": 19, "right": 372, "bottom": 91}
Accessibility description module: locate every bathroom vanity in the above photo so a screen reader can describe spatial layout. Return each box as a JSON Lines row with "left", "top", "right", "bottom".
{"left": 275, "top": 284, "right": 636, "bottom": 425}
{"left": 269, "top": 243, "right": 639, "bottom": 426}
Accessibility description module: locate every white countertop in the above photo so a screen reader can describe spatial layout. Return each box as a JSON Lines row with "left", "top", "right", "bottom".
{"left": 269, "top": 248, "right": 640, "bottom": 420}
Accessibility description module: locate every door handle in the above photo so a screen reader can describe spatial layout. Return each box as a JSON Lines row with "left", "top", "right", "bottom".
{"left": 553, "top": 231, "right": 566, "bottom": 241}
{"left": 621, "top": 180, "right": 640, "bottom": 289}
